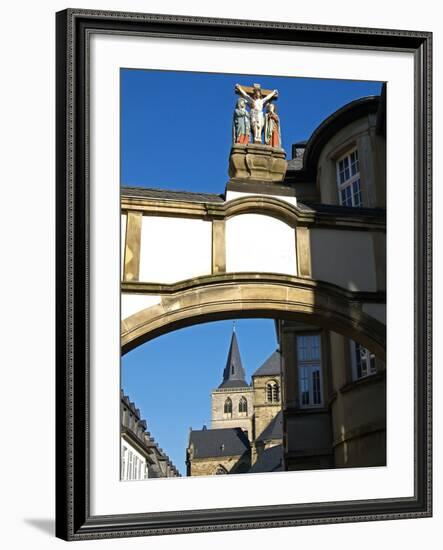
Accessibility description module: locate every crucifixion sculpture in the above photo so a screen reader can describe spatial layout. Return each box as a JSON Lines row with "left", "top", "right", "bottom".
{"left": 234, "top": 83, "right": 278, "bottom": 144}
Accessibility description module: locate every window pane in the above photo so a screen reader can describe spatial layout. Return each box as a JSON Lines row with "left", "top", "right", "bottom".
{"left": 311, "top": 335, "right": 320, "bottom": 360}
{"left": 300, "top": 367, "right": 310, "bottom": 405}
{"left": 297, "top": 336, "right": 307, "bottom": 361}
{"left": 312, "top": 369, "right": 321, "bottom": 404}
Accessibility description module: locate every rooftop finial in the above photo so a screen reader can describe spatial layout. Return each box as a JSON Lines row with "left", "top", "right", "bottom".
{"left": 233, "top": 320, "right": 236, "bottom": 333}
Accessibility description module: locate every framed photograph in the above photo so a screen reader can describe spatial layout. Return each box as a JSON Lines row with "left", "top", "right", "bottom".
{"left": 55, "top": 9, "right": 432, "bottom": 541}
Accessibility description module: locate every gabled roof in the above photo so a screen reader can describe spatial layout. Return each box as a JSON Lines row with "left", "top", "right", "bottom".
{"left": 219, "top": 331, "right": 248, "bottom": 389}
{"left": 249, "top": 444, "right": 284, "bottom": 473}
{"left": 253, "top": 350, "right": 281, "bottom": 377}
{"left": 189, "top": 428, "right": 250, "bottom": 459}
{"left": 257, "top": 411, "right": 283, "bottom": 442}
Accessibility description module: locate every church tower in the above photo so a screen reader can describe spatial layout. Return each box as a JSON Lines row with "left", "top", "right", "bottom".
{"left": 211, "top": 327, "right": 254, "bottom": 437}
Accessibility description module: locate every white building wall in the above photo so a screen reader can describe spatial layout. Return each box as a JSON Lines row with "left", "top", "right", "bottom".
{"left": 225, "top": 214, "right": 297, "bottom": 275}
{"left": 121, "top": 294, "right": 161, "bottom": 322}
{"left": 139, "top": 216, "right": 212, "bottom": 283}
{"left": 120, "top": 438, "right": 148, "bottom": 481}
{"left": 226, "top": 190, "right": 298, "bottom": 207}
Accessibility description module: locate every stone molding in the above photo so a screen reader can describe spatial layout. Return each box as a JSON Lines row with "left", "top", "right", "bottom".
{"left": 121, "top": 195, "right": 386, "bottom": 232}
{"left": 121, "top": 274, "right": 386, "bottom": 361}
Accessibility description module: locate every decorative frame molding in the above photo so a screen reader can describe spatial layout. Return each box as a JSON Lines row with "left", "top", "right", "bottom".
{"left": 56, "top": 8, "right": 432, "bottom": 541}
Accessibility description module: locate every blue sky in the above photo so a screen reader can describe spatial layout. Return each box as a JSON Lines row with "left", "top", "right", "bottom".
{"left": 120, "top": 69, "right": 383, "bottom": 476}
{"left": 121, "top": 68, "right": 382, "bottom": 194}
{"left": 121, "top": 319, "right": 278, "bottom": 475}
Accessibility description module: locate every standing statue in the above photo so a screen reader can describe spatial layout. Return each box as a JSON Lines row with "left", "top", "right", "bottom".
{"left": 264, "top": 103, "right": 282, "bottom": 148}
{"left": 235, "top": 83, "right": 278, "bottom": 143}
{"left": 232, "top": 98, "right": 251, "bottom": 144}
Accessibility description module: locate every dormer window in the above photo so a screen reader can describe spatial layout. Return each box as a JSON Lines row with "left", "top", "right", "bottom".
{"left": 336, "top": 148, "right": 362, "bottom": 207}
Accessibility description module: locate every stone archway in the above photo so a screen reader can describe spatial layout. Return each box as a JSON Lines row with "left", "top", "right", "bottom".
{"left": 121, "top": 273, "right": 385, "bottom": 360}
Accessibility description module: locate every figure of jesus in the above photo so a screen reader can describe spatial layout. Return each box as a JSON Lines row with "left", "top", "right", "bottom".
{"left": 235, "top": 84, "right": 278, "bottom": 143}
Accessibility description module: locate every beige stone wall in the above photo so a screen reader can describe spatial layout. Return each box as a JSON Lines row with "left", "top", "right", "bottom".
{"left": 252, "top": 375, "right": 282, "bottom": 440}
{"left": 310, "top": 228, "right": 378, "bottom": 292}
{"left": 187, "top": 455, "right": 251, "bottom": 477}
{"left": 316, "top": 113, "right": 386, "bottom": 208}
{"left": 211, "top": 387, "right": 253, "bottom": 436}
{"left": 281, "top": 324, "right": 386, "bottom": 470}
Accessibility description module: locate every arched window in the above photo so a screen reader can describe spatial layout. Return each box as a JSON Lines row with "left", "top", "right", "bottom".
{"left": 239, "top": 396, "right": 248, "bottom": 415}
{"left": 273, "top": 383, "right": 279, "bottom": 402}
{"left": 215, "top": 465, "right": 228, "bottom": 475}
{"left": 224, "top": 397, "right": 232, "bottom": 417}
{"left": 266, "top": 381, "right": 279, "bottom": 403}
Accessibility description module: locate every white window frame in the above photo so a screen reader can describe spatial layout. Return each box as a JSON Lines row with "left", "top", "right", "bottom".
{"left": 296, "top": 334, "right": 324, "bottom": 409}
{"left": 336, "top": 148, "right": 363, "bottom": 207}
{"left": 350, "top": 340, "right": 377, "bottom": 381}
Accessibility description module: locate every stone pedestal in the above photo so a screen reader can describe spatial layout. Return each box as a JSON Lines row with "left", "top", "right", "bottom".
{"left": 228, "top": 143, "right": 288, "bottom": 183}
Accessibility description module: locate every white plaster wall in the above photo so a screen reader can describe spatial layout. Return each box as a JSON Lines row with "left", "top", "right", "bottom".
{"left": 310, "top": 228, "right": 376, "bottom": 291}
{"left": 121, "top": 294, "right": 161, "bottom": 321}
{"left": 139, "top": 216, "right": 212, "bottom": 283}
{"left": 121, "top": 214, "right": 127, "bottom": 279}
{"left": 226, "top": 190, "right": 298, "bottom": 207}
{"left": 225, "top": 214, "right": 297, "bottom": 275}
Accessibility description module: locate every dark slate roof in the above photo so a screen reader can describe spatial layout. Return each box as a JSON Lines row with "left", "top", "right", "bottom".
{"left": 189, "top": 428, "right": 250, "bottom": 459}
{"left": 249, "top": 444, "right": 284, "bottom": 473}
{"left": 121, "top": 185, "right": 224, "bottom": 203}
{"left": 219, "top": 331, "right": 248, "bottom": 389}
{"left": 285, "top": 96, "right": 380, "bottom": 183}
{"left": 297, "top": 201, "right": 386, "bottom": 218}
{"left": 287, "top": 156, "right": 304, "bottom": 171}
{"left": 257, "top": 411, "right": 283, "bottom": 442}
{"left": 253, "top": 351, "right": 281, "bottom": 377}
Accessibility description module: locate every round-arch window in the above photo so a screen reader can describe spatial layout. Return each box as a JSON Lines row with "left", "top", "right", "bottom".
{"left": 266, "top": 381, "right": 279, "bottom": 403}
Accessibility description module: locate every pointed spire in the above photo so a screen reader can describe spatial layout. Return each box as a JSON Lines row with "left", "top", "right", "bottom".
{"left": 219, "top": 328, "right": 248, "bottom": 388}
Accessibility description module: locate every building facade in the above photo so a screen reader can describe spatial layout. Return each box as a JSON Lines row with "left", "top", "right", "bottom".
{"left": 121, "top": 391, "right": 180, "bottom": 480}
{"left": 121, "top": 87, "right": 386, "bottom": 475}
{"left": 280, "top": 88, "right": 386, "bottom": 471}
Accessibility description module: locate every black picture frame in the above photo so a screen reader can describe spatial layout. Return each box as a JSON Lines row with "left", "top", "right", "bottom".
{"left": 55, "top": 8, "right": 432, "bottom": 541}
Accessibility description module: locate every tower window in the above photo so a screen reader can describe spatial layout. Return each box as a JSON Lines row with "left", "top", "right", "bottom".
{"left": 336, "top": 149, "right": 362, "bottom": 207}
{"left": 266, "top": 381, "right": 279, "bottom": 403}
{"left": 296, "top": 334, "right": 323, "bottom": 408}
{"left": 223, "top": 397, "right": 233, "bottom": 417}
{"left": 239, "top": 396, "right": 248, "bottom": 415}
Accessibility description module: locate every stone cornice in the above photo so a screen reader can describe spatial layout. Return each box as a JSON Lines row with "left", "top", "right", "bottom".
{"left": 121, "top": 194, "right": 386, "bottom": 232}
